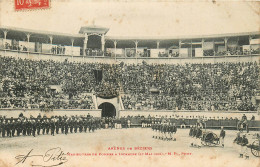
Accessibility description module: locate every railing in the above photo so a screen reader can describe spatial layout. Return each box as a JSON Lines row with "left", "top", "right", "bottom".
{"left": 1, "top": 49, "right": 259, "bottom": 64}
{"left": 126, "top": 118, "right": 260, "bottom": 130}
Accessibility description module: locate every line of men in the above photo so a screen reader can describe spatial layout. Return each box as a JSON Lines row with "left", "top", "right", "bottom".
{"left": 151, "top": 121, "right": 177, "bottom": 141}
{"left": 189, "top": 124, "right": 226, "bottom": 148}
{"left": 233, "top": 132, "right": 249, "bottom": 159}
{"left": 189, "top": 125, "right": 203, "bottom": 148}
{"left": 104, "top": 117, "right": 131, "bottom": 129}
{"left": 0, "top": 115, "right": 101, "bottom": 138}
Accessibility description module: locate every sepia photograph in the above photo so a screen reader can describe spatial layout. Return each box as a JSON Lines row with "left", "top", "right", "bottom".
{"left": 0, "top": 0, "right": 259, "bottom": 167}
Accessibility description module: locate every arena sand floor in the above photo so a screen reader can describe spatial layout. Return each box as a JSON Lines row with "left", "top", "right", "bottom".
{"left": 0, "top": 128, "right": 258, "bottom": 167}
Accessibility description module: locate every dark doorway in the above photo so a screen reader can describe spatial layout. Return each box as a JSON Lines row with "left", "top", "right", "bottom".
{"left": 98, "top": 102, "right": 116, "bottom": 118}
{"left": 192, "top": 49, "right": 195, "bottom": 57}
{"left": 87, "top": 35, "right": 101, "bottom": 49}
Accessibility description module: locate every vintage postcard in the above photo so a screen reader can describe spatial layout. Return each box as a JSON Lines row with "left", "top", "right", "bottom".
{"left": 0, "top": 0, "right": 259, "bottom": 167}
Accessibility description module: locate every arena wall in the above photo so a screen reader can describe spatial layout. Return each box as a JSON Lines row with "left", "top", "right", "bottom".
{"left": 0, "top": 109, "right": 102, "bottom": 118}
{"left": 120, "top": 110, "right": 260, "bottom": 130}
{"left": 119, "top": 110, "right": 259, "bottom": 119}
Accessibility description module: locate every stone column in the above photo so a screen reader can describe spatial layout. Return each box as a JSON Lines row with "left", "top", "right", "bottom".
{"left": 83, "top": 34, "right": 88, "bottom": 56}
{"left": 249, "top": 36, "right": 252, "bottom": 55}
{"left": 157, "top": 41, "right": 160, "bottom": 49}
{"left": 3, "top": 30, "right": 8, "bottom": 46}
{"left": 114, "top": 40, "right": 117, "bottom": 59}
{"left": 101, "top": 34, "right": 105, "bottom": 52}
{"left": 71, "top": 38, "right": 74, "bottom": 57}
{"left": 179, "top": 40, "right": 182, "bottom": 56}
{"left": 213, "top": 40, "right": 215, "bottom": 56}
{"left": 224, "top": 37, "right": 228, "bottom": 51}
{"left": 135, "top": 40, "right": 139, "bottom": 56}
{"left": 201, "top": 39, "right": 205, "bottom": 56}
{"left": 26, "top": 33, "right": 31, "bottom": 57}
{"left": 49, "top": 35, "right": 53, "bottom": 44}
{"left": 49, "top": 35, "right": 53, "bottom": 54}
{"left": 3, "top": 30, "right": 8, "bottom": 56}
{"left": 191, "top": 40, "right": 193, "bottom": 57}
{"left": 101, "top": 34, "right": 105, "bottom": 56}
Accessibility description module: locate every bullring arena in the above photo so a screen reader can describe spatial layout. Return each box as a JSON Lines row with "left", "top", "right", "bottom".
{"left": 0, "top": 14, "right": 260, "bottom": 167}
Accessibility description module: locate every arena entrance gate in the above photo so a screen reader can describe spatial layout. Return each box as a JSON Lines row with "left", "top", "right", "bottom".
{"left": 98, "top": 102, "right": 116, "bottom": 118}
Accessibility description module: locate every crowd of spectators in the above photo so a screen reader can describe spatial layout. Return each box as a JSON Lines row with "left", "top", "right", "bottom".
{"left": 0, "top": 55, "right": 259, "bottom": 111}
{"left": 120, "top": 61, "right": 259, "bottom": 111}
{"left": 244, "top": 48, "right": 260, "bottom": 55}
{"left": 1, "top": 39, "right": 259, "bottom": 58}
{"left": 51, "top": 45, "right": 66, "bottom": 55}
{"left": 203, "top": 50, "right": 215, "bottom": 56}
{"left": 169, "top": 52, "right": 179, "bottom": 57}
{"left": 85, "top": 48, "right": 103, "bottom": 56}
{"left": 158, "top": 52, "right": 168, "bottom": 57}
{"left": 202, "top": 49, "right": 259, "bottom": 57}
{"left": 138, "top": 50, "right": 150, "bottom": 57}
{"left": 4, "top": 42, "right": 28, "bottom": 51}
{"left": 0, "top": 56, "right": 97, "bottom": 109}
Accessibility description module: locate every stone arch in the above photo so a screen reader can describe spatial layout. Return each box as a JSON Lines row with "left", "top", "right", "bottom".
{"left": 98, "top": 102, "right": 116, "bottom": 118}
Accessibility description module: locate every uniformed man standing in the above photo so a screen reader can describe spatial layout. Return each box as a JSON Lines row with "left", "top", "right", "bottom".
{"left": 46, "top": 119, "right": 50, "bottom": 135}
{"left": 219, "top": 126, "right": 226, "bottom": 147}
{"left": 64, "top": 119, "right": 69, "bottom": 135}
{"left": 6, "top": 120, "right": 11, "bottom": 137}
{"left": 32, "top": 120, "right": 37, "bottom": 137}
{"left": 189, "top": 125, "right": 193, "bottom": 137}
{"left": 83, "top": 119, "right": 88, "bottom": 132}
{"left": 36, "top": 119, "right": 41, "bottom": 135}
{"left": 191, "top": 126, "right": 197, "bottom": 146}
{"left": 69, "top": 119, "right": 74, "bottom": 133}
{"left": 74, "top": 120, "right": 78, "bottom": 133}
{"left": 152, "top": 122, "right": 155, "bottom": 138}
{"left": 61, "top": 118, "right": 65, "bottom": 134}
{"left": 55, "top": 118, "right": 60, "bottom": 134}
{"left": 79, "top": 119, "right": 83, "bottom": 133}
{"left": 11, "top": 119, "right": 16, "bottom": 137}
{"left": 240, "top": 134, "right": 249, "bottom": 159}
{"left": 105, "top": 117, "right": 109, "bottom": 129}
{"left": 42, "top": 120, "right": 46, "bottom": 135}
{"left": 1, "top": 120, "right": 6, "bottom": 137}
{"left": 22, "top": 120, "right": 27, "bottom": 136}
{"left": 50, "top": 119, "right": 55, "bottom": 136}
{"left": 26, "top": 119, "right": 32, "bottom": 136}
{"left": 17, "top": 119, "right": 22, "bottom": 136}
{"left": 127, "top": 119, "right": 131, "bottom": 128}
{"left": 195, "top": 126, "right": 202, "bottom": 147}
{"left": 91, "top": 119, "right": 96, "bottom": 132}
{"left": 111, "top": 118, "right": 114, "bottom": 130}
{"left": 167, "top": 123, "right": 172, "bottom": 140}
{"left": 172, "top": 123, "right": 177, "bottom": 141}
{"left": 0, "top": 118, "right": 2, "bottom": 137}
{"left": 233, "top": 132, "right": 242, "bottom": 155}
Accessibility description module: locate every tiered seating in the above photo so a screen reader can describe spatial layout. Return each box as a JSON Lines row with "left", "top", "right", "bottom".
{"left": 0, "top": 56, "right": 259, "bottom": 111}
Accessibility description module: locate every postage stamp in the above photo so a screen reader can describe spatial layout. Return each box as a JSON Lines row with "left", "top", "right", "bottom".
{"left": 15, "top": 0, "right": 50, "bottom": 11}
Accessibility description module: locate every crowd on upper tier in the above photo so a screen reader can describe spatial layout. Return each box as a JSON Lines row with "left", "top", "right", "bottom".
{"left": 2, "top": 40, "right": 259, "bottom": 57}
{"left": 0, "top": 55, "right": 259, "bottom": 111}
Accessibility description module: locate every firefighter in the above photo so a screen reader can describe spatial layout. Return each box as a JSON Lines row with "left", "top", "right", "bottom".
{"left": 240, "top": 134, "right": 249, "bottom": 159}
{"left": 219, "top": 126, "right": 226, "bottom": 147}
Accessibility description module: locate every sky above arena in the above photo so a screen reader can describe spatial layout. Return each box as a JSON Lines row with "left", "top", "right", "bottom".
{"left": 0, "top": 0, "right": 259, "bottom": 37}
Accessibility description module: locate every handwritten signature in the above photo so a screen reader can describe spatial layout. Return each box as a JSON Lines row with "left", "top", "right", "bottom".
{"left": 15, "top": 147, "right": 68, "bottom": 167}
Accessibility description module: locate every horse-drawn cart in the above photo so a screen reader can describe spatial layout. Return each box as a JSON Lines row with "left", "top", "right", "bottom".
{"left": 247, "top": 134, "right": 260, "bottom": 157}
{"left": 201, "top": 131, "right": 220, "bottom": 146}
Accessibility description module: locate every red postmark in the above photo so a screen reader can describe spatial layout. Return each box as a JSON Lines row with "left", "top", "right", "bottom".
{"left": 15, "top": 0, "right": 50, "bottom": 11}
